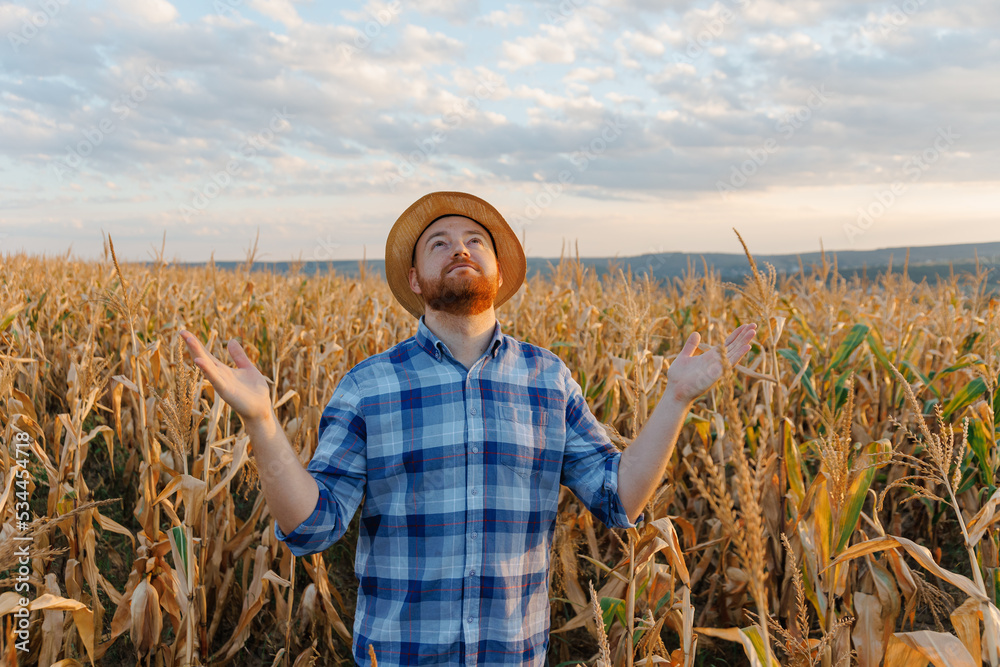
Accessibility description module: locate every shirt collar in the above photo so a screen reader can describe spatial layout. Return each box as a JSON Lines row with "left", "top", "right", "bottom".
{"left": 416, "top": 315, "right": 505, "bottom": 362}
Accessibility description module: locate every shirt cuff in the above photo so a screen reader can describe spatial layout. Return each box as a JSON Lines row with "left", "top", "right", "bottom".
{"left": 273, "top": 492, "right": 328, "bottom": 557}
{"left": 603, "top": 453, "right": 643, "bottom": 529}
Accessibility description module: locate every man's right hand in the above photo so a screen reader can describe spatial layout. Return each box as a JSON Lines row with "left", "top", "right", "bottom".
{"left": 179, "top": 330, "right": 274, "bottom": 426}
{"left": 179, "top": 329, "right": 320, "bottom": 538}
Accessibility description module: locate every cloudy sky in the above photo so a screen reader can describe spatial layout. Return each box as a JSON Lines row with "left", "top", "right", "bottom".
{"left": 1, "top": 0, "right": 997, "bottom": 262}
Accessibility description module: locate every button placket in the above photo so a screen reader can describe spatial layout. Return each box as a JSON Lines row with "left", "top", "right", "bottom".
{"left": 462, "top": 370, "right": 484, "bottom": 654}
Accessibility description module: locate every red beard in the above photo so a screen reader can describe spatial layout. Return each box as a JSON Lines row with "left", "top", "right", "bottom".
{"left": 417, "top": 259, "right": 499, "bottom": 316}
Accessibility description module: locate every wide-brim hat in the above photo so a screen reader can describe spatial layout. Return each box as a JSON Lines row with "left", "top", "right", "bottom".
{"left": 385, "top": 191, "right": 526, "bottom": 319}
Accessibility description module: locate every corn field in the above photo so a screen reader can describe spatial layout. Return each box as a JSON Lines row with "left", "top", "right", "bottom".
{"left": 1, "top": 236, "right": 999, "bottom": 666}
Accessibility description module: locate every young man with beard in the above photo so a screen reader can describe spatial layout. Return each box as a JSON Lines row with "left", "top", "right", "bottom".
{"left": 179, "top": 191, "right": 757, "bottom": 666}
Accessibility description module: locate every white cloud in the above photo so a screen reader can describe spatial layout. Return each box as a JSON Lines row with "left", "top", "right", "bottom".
{"left": 248, "top": 0, "right": 302, "bottom": 29}
{"left": 107, "top": 0, "right": 179, "bottom": 24}
{"left": 499, "top": 16, "right": 600, "bottom": 70}
{"left": 479, "top": 6, "right": 527, "bottom": 28}
{"left": 749, "top": 32, "right": 822, "bottom": 57}
{"left": 2, "top": 0, "right": 999, "bottom": 260}
{"left": 623, "top": 30, "right": 666, "bottom": 57}
{"left": 565, "top": 67, "right": 616, "bottom": 83}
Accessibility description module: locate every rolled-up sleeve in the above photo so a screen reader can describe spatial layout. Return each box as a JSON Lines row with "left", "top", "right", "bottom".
{"left": 558, "top": 364, "right": 637, "bottom": 530}
{"left": 275, "top": 373, "right": 367, "bottom": 556}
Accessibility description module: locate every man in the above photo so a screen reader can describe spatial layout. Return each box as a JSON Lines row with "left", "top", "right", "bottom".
{"left": 180, "top": 191, "right": 756, "bottom": 666}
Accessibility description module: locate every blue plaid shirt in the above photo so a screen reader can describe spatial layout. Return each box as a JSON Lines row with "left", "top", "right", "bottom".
{"left": 275, "top": 316, "right": 635, "bottom": 665}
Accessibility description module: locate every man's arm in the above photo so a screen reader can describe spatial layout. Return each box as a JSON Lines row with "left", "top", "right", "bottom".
{"left": 179, "top": 330, "right": 318, "bottom": 535}
{"left": 617, "top": 323, "right": 757, "bottom": 522}
{"left": 243, "top": 413, "right": 319, "bottom": 535}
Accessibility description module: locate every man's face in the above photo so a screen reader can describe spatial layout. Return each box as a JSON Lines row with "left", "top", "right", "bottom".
{"left": 408, "top": 215, "right": 503, "bottom": 316}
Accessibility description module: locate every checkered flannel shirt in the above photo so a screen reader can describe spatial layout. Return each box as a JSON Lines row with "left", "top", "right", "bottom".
{"left": 275, "top": 316, "right": 635, "bottom": 665}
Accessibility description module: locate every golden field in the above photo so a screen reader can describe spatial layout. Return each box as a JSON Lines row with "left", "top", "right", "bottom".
{"left": 1, "top": 238, "right": 999, "bottom": 666}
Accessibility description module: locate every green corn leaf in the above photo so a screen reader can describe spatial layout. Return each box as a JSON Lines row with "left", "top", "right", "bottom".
{"left": 0, "top": 302, "right": 26, "bottom": 333}
{"left": 959, "top": 331, "right": 981, "bottom": 355}
{"left": 942, "top": 377, "right": 988, "bottom": 421}
{"left": 171, "top": 525, "right": 188, "bottom": 573}
{"left": 901, "top": 360, "right": 936, "bottom": 399}
{"left": 836, "top": 464, "right": 876, "bottom": 553}
{"left": 828, "top": 324, "right": 870, "bottom": 375}
{"left": 600, "top": 596, "right": 626, "bottom": 632}
{"left": 866, "top": 330, "right": 894, "bottom": 374}
{"left": 967, "top": 418, "right": 996, "bottom": 483}
{"left": 831, "top": 372, "right": 853, "bottom": 413}
{"left": 993, "top": 383, "right": 1000, "bottom": 427}
{"left": 778, "top": 348, "right": 819, "bottom": 404}
{"left": 740, "top": 626, "right": 783, "bottom": 667}
{"left": 784, "top": 420, "right": 806, "bottom": 506}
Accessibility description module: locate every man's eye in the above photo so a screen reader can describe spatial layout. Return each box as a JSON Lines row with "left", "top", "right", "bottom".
{"left": 433, "top": 241, "right": 445, "bottom": 248}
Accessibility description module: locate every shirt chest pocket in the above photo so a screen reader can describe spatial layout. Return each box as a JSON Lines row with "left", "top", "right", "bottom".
{"left": 495, "top": 405, "right": 558, "bottom": 478}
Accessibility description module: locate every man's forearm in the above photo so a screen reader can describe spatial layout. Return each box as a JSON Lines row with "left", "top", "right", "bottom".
{"left": 617, "top": 394, "right": 692, "bottom": 522}
{"left": 245, "top": 412, "right": 319, "bottom": 535}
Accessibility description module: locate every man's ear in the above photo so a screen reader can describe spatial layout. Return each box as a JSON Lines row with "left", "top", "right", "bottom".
{"left": 497, "top": 261, "right": 503, "bottom": 290}
{"left": 408, "top": 266, "right": 422, "bottom": 295}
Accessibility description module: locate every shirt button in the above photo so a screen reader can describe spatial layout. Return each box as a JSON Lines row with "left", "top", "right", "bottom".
{"left": 471, "top": 531, "right": 478, "bottom": 539}
{"left": 470, "top": 569, "right": 476, "bottom": 576}
{"left": 472, "top": 446, "right": 479, "bottom": 454}
{"left": 470, "top": 407, "right": 478, "bottom": 416}
{"left": 468, "top": 617, "right": 475, "bottom": 624}
{"left": 471, "top": 488, "right": 477, "bottom": 496}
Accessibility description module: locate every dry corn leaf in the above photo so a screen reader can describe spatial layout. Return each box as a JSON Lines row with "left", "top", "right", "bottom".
{"left": 108, "top": 563, "right": 144, "bottom": 645}
{"left": 966, "top": 487, "right": 1000, "bottom": 546}
{"left": 292, "top": 646, "right": 318, "bottom": 667}
{"left": 206, "top": 434, "right": 252, "bottom": 502}
{"left": 884, "top": 631, "right": 978, "bottom": 667}
{"left": 694, "top": 626, "right": 780, "bottom": 667}
{"left": 866, "top": 554, "right": 902, "bottom": 652}
{"left": 29, "top": 594, "right": 95, "bottom": 666}
{"left": 93, "top": 509, "right": 135, "bottom": 550}
{"left": 0, "top": 592, "right": 22, "bottom": 616}
{"left": 853, "top": 591, "right": 885, "bottom": 667}
{"left": 303, "top": 553, "right": 352, "bottom": 644}
{"left": 297, "top": 583, "right": 318, "bottom": 627}
{"left": 40, "top": 573, "right": 64, "bottom": 667}
{"left": 153, "top": 474, "right": 207, "bottom": 521}
{"left": 949, "top": 598, "right": 982, "bottom": 664}
{"left": 129, "top": 578, "right": 162, "bottom": 655}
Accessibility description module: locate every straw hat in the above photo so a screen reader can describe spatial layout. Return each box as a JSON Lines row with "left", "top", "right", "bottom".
{"left": 385, "top": 191, "right": 526, "bottom": 319}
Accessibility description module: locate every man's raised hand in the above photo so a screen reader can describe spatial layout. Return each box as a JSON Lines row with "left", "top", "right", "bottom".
{"left": 179, "top": 330, "right": 274, "bottom": 425}
{"left": 665, "top": 323, "right": 758, "bottom": 406}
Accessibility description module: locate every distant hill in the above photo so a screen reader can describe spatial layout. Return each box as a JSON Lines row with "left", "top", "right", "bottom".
{"left": 180, "top": 240, "right": 1000, "bottom": 286}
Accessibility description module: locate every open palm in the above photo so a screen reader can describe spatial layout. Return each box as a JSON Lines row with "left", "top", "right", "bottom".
{"left": 666, "top": 323, "right": 757, "bottom": 405}
{"left": 179, "top": 330, "right": 273, "bottom": 423}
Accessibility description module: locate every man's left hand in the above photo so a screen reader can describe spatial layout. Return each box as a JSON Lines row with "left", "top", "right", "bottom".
{"left": 665, "top": 323, "right": 758, "bottom": 406}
